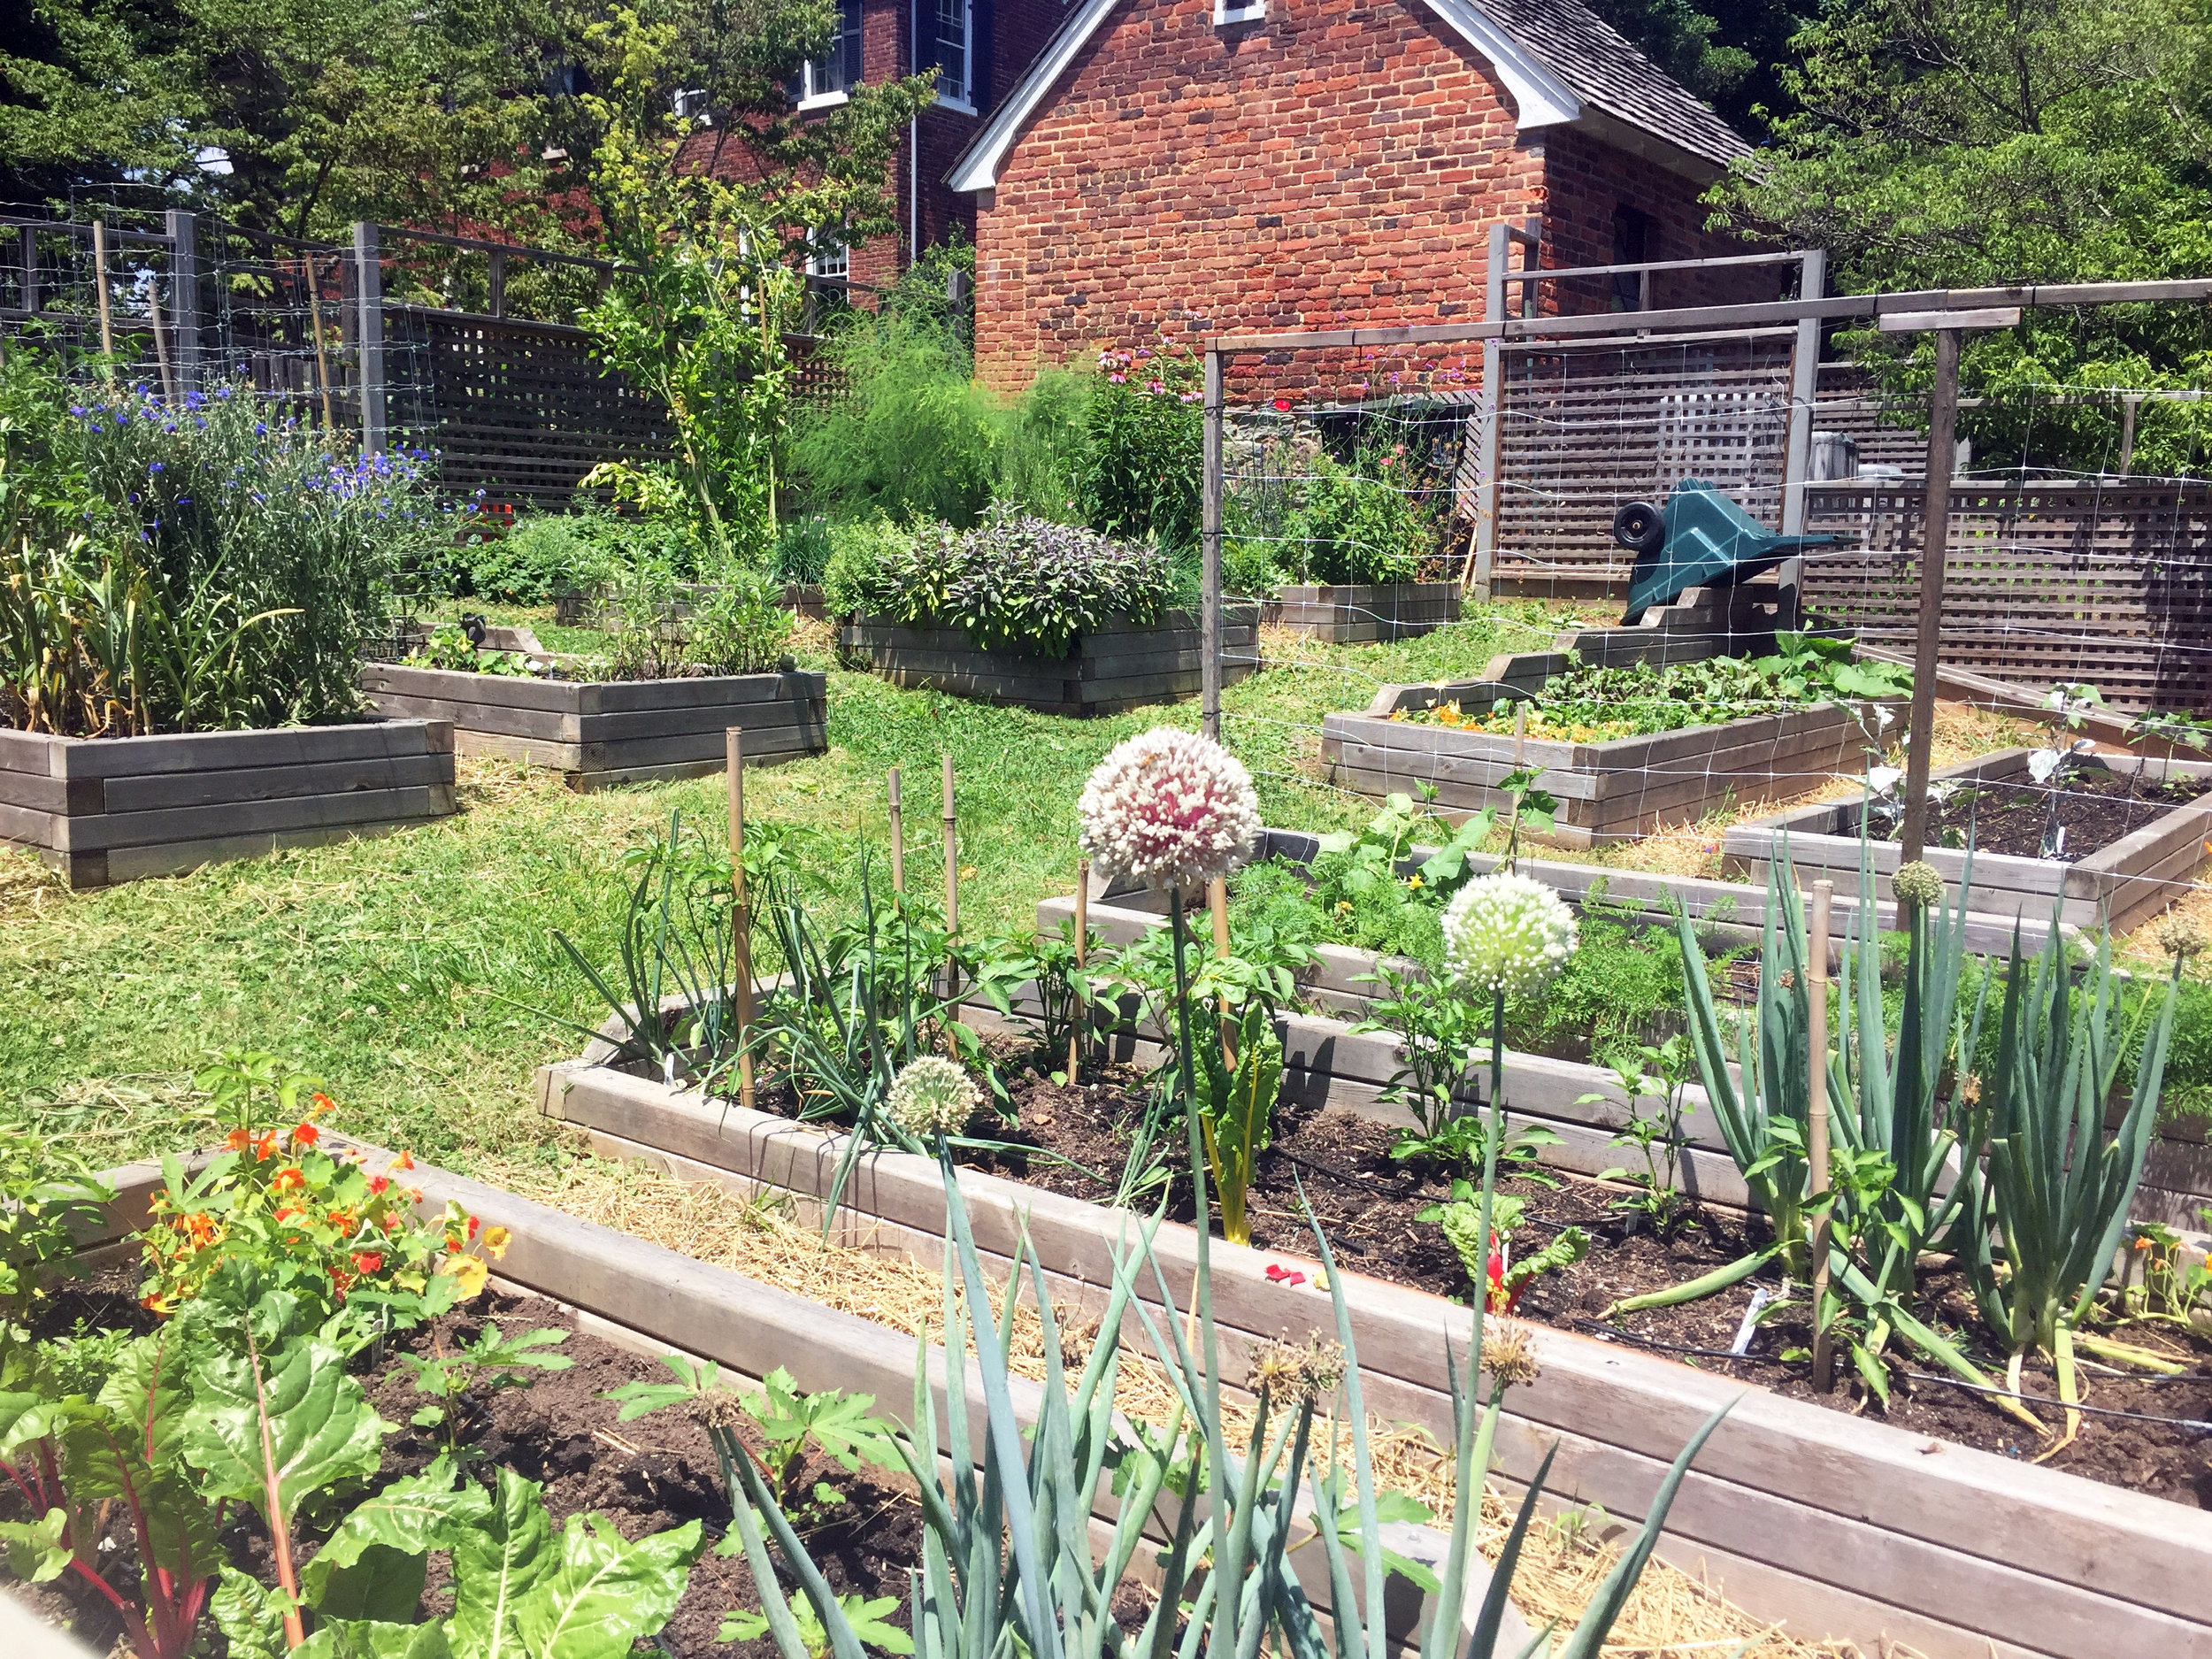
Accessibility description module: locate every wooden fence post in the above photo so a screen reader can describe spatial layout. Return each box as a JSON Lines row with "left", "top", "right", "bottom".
{"left": 351, "top": 222, "right": 388, "bottom": 455}
{"left": 90, "top": 220, "right": 115, "bottom": 372}
{"left": 163, "top": 209, "right": 199, "bottom": 392}
{"left": 1470, "top": 221, "right": 1507, "bottom": 598}
{"left": 1778, "top": 247, "right": 1824, "bottom": 625}
{"left": 1202, "top": 348, "right": 1224, "bottom": 743}
{"left": 1898, "top": 327, "right": 1961, "bottom": 865}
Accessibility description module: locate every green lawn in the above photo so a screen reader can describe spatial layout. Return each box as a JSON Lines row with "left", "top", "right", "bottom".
{"left": 2, "top": 603, "right": 1566, "bottom": 1174}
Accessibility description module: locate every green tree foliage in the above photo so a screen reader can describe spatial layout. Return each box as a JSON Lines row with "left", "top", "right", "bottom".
{"left": 0, "top": 0, "right": 573, "bottom": 241}
{"left": 1584, "top": 0, "right": 1809, "bottom": 130}
{"left": 1711, "top": 0, "right": 2212, "bottom": 467}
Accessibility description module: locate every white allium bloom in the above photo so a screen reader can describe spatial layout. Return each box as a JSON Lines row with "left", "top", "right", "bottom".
{"left": 1077, "top": 726, "right": 1261, "bottom": 894}
{"left": 1440, "top": 872, "right": 1579, "bottom": 1002}
{"left": 885, "top": 1056, "right": 981, "bottom": 1141}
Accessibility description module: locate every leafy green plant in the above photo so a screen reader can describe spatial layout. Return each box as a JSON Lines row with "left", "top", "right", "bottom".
{"left": 0, "top": 1121, "right": 112, "bottom": 1324}
{"left": 400, "top": 1323, "right": 572, "bottom": 1462}
{"left": 774, "top": 514, "right": 837, "bottom": 584}
{"left": 451, "top": 514, "right": 611, "bottom": 605}
{"left": 404, "top": 624, "right": 540, "bottom": 678}
{"left": 1275, "top": 447, "right": 1431, "bottom": 586}
{"left": 1190, "top": 1001, "right": 1285, "bottom": 1248}
{"left": 1394, "top": 1112, "right": 1563, "bottom": 1186}
{"left": 1079, "top": 342, "right": 1202, "bottom": 549}
{"left": 609, "top": 1356, "right": 901, "bottom": 1526}
{"left": 1424, "top": 1188, "right": 1590, "bottom": 1312}
{"left": 967, "top": 918, "right": 1115, "bottom": 1082}
{"left": 685, "top": 562, "right": 796, "bottom": 674}
{"left": 724, "top": 1594, "right": 914, "bottom": 1657}
{"left": 1590, "top": 1034, "right": 1700, "bottom": 1237}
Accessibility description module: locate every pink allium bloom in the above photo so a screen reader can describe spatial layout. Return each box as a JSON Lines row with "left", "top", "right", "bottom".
{"left": 1078, "top": 727, "right": 1260, "bottom": 894}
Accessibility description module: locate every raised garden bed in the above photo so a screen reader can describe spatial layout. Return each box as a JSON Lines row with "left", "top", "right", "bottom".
{"left": 1260, "top": 583, "right": 1460, "bottom": 643}
{"left": 1321, "top": 643, "right": 1896, "bottom": 849}
{"left": 0, "top": 719, "right": 457, "bottom": 889}
{"left": 534, "top": 1052, "right": 2212, "bottom": 1659}
{"left": 837, "top": 607, "right": 1259, "bottom": 718}
{"left": 360, "top": 664, "right": 828, "bottom": 790}
{"left": 1724, "top": 748, "right": 2212, "bottom": 934}
{"left": 64, "top": 1147, "right": 1516, "bottom": 1656}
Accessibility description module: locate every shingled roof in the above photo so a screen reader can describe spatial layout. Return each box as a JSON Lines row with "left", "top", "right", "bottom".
{"left": 948, "top": 0, "right": 1752, "bottom": 193}
{"left": 1479, "top": 0, "right": 1749, "bottom": 170}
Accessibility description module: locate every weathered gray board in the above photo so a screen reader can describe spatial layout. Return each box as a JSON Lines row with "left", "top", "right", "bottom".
{"left": 838, "top": 607, "right": 1259, "bottom": 718}
{"left": 1322, "top": 682, "right": 1893, "bottom": 851}
{"left": 361, "top": 665, "right": 827, "bottom": 789}
{"left": 0, "top": 719, "right": 457, "bottom": 889}
{"left": 76, "top": 1149, "right": 1526, "bottom": 1655}
{"left": 533, "top": 1064, "right": 2212, "bottom": 1659}
{"left": 1724, "top": 748, "right": 2212, "bottom": 936}
{"left": 1260, "top": 583, "right": 1459, "bottom": 643}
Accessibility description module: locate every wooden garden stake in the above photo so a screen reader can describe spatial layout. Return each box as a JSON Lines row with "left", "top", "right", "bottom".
{"left": 91, "top": 219, "right": 116, "bottom": 374}
{"left": 887, "top": 766, "right": 904, "bottom": 895}
{"left": 941, "top": 756, "right": 960, "bottom": 1052}
{"left": 147, "top": 283, "right": 177, "bottom": 404}
{"left": 1808, "top": 879, "right": 1834, "bottom": 1393}
{"left": 726, "top": 729, "right": 756, "bottom": 1113}
{"left": 1512, "top": 700, "right": 1526, "bottom": 766}
{"left": 1210, "top": 875, "right": 1236, "bottom": 1064}
{"left": 307, "top": 252, "right": 337, "bottom": 435}
{"left": 1070, "top": 858, "right": 1089, "bottom": 1082}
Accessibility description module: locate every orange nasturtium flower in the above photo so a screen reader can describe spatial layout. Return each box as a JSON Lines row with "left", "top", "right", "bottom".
{"left": 272, "top": 1166, "right": 305, "bottom": 1194}
{"left": 393, "top": 1150, "right": 416, "bottom": 1171}
{"left": 225, "top": 1127, "right": 252, "bottom": 1152}
{"left": 252, "top": 1132, "right": 279, "bottom": 1162}
{"left": 290, "top": 1121, "right": 320, "bottom": 1148}
{"left": 351, "top": 1252, "right": 384, "bottom": 1275}
{"left": 311, "top": 1092, "right": 336, "bottom": 1116}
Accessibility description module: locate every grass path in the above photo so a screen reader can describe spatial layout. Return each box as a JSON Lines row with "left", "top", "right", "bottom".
{"left": 1, "top": 603, "right": 1565, "bottom": 1171}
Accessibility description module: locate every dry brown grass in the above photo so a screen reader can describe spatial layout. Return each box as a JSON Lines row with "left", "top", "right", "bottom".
{"left": 483, "top": 1151, "right": 1858, "bottom": 1658}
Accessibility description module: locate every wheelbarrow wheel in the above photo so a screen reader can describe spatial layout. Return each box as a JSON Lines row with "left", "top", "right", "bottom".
{"left": 1611, "top": 500, "right": 1665, "bottom": 555}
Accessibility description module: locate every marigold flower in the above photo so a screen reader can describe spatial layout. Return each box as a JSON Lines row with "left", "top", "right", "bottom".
{"left": 1077, "top": 726, "right": 1260, "bottom": 894}
{"left": 885, "top": 1057, "right": 982, "bottom": 1141}
{"left": 1440, "top": 872, "right": 1578, "bottom": 1002}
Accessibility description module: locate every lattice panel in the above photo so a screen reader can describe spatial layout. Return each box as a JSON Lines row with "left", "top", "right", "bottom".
{"left": 1801, "top": 479, "right": 2212, "bottom": 713}
{"left": 1811, "top": 362, "right": 1932, "bottom": 476}
{"left": 1490, "top": 335, "right": 1796, "bottom": 590}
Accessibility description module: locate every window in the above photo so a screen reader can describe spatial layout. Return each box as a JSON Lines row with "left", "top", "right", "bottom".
{"left": 800, "top": 0, "right": 864, "bottom": 106}
{"left": 933, "top": 0, "right": 974, "bottom": 111}
{"left": 1214, "top": 0, "right": 1264, "bottom": 25}
{"left": 805, "top": 236, "right": 849, "bottom": 283}
{"left": 1610, "top": 206, "right": 1650, "bottom": 311}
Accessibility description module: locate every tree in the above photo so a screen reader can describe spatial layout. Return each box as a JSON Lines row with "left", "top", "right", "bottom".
{"left": 0, "top": 0, "right": 575, "bottom": 242}
{"left": 1709, "top": 0, "right": 2212, "bottom": 470}
{"left": 1584, "top": 0, "right": 1811, "bottom": 131}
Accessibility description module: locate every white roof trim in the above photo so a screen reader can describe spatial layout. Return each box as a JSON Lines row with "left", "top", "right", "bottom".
{"left": 948, "top": 0, "right": 1585, "bottom": 194}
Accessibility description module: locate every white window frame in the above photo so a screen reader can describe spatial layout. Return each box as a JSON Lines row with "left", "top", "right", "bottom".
{"left": 805, "top": 235, "right": 849, "bottom": 283}
{"left": 1214, "top": 0, "right": 1265, "bottom": 23}
{"left": 933, "top": 0, "right": 976, "bottom": 114}
{"left": 799, "top": 0, "right": 862, "bottom": 110}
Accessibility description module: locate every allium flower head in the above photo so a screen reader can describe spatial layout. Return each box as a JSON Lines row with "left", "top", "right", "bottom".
{"left": 1440, "top": 872, "right": 1578, "bottom": 1001}
{"left": 885, "top": 1056, "right": 980, "bottom": 1141}
{"left": 1078, "top": 727, "right": 1260, "bottom": 893}
{"left": 1892, "top": 861, "right": 1945, "bottom": 910}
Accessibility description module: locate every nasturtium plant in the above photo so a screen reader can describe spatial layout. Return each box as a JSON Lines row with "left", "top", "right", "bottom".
{"left": 0, "top": 1122, "right": 113, "bottom": 1325}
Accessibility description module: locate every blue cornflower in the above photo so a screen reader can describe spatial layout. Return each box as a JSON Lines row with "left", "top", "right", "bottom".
{"left": 256, "top": 423, "right": 267, "bottom": 436}
{"left": 149, "top": 461, "right": 164, "bottom": 473}
{"left": 69, "top": 405, "right": 85, "bottom": 417}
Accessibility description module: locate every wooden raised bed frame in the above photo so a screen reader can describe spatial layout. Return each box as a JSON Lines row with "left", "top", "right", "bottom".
{"left": 1322, "top": 674, "right": 1891, "bottom": 852}
{"left": 534, "top": 1048, "right": 2212, "bottom": 1659}
{"left": 361, "top": 665, "right": 828, "bottom": 790}
{"left": 1260, "top": 583, "right": 1459, "bottom": 643}
{"left": 1724, "top": 748, "right": 2212, "bottom": 934}
{"left": 0, "top": 719, "right": 457, "bottom": 889}
{"left": 76, "top": 1148, "right": 1531, "bottom": 1655}
{"left": 837, "top": 607, "right": 1259, "bottom": 718}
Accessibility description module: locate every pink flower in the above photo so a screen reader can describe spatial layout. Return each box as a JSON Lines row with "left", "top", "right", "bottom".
{"left": 1078, "top": 727, "right": 1260, "bottom": 894}
{"left": 1272, "top": 398, "right": 1292, "bottom": 412}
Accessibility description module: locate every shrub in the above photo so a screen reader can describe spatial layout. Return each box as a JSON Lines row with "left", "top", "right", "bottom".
{"left": 849, "top": 506, "right": 1174, "bottom": 657}
{"left": 1079, "top": 343, "right": 1203, "bottom": 550}
{"left": 818, "top": 517, "right": 912, "bottom": 618}
{"left": 686, "top": 564, "right": 795, "bottom": 673}
{"left": 454, "top": 512, "right": 612, "bottom": 604}
{"left": 1278, "top": 449, "right": 1427, "bottom": 585}
{"left": 1, "top": 358, "right": 439, "bottom": 734}
{"left": 792, "top": 303, "right": 1000, "bottom": 528}
{"left": 996, "top": 367, "right": 1093, "bottom": 522}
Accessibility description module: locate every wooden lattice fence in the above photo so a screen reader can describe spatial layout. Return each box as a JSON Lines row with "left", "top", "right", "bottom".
{"left": 1488, "top": 333, "right": 1797, "bottom": 590}
{"left": 1801, "top": 478, "right": 2212, "bottom": 713}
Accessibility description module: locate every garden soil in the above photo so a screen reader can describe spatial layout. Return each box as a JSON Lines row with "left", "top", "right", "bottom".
{"left": 1847, "top": 766, "right": 2205, "bottom": 860}
{"left": 974, "top": 1068, "right": 2212, "bottom": 1509}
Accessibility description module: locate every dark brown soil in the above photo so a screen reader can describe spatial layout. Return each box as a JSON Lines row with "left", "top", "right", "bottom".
{"left": 967, "top": 1064, "right": 2212, "bottom": 1509}
{"left": 1855, "top": 764, "right": 2205, "bottom": 860}
{"left": 4, "top": 1279, "right": 922, "bottom": 1656}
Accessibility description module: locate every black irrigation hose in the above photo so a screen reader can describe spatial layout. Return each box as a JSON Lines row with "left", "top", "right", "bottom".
{"left": 1573, "top": 1319, "right": 2212, "bottom": 1432}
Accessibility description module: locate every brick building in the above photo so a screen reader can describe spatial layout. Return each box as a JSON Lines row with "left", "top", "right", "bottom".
{"left": 943, "top": 0, "right": 1758, "bottom": 390}
{"left": 779, "top": 0, "right": 1070, "bottom": 292}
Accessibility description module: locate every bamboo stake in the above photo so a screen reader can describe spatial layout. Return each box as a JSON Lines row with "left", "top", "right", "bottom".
{"left": 90, "top": 220, "right": 115, "bottom": 374}
{"left": 1069, "top": 859, "right": 1089, "bottom": 1082}
{"left": 941, "top": 756, "right": 960, "bottom": 1054}
{"left": 726, "top": 730, "right": 757, "bottom": 1113}
{"left": 148, "top": 283, "right": 177, "bottom": 404}
{"left": 887, "top": 766, "right": 904, "bottom": 895}
{"left": 306, "top": 251, "right": 336, "bottom": 436}
{"left": 1210, "top": 875, "right": 1235, "bottom": 1065}
{"left": 1808, "top": 879, "right": 1834, "bottom": 1393}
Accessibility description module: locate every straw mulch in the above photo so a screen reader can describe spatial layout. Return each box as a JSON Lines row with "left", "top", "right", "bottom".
{"left": 483, "top": 1152, "right": 1869, "bottom": 1658}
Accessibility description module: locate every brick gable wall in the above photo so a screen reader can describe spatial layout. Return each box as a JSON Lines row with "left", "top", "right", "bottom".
{"left": 969, "top": 0, "right": 1753, "bottom": 392}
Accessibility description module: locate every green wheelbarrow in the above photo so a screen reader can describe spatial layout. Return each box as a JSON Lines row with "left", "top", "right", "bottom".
{"left": 1613, "top": 479, "right": 1837, "bottom": 625}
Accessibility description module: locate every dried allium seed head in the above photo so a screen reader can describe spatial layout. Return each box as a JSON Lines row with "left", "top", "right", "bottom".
{"left": 1892, "top": 861, "right": 1946, "bottom": 910}
{"left": 698, "top": 1392, "right": 745, "bottom": 1431}
{"left": 1076, "top": 726, "right": 1261, "bottom": 894}
{"left": 885, "top": 1056, "right": 982, "bottom": 1141}
{"left": 1249, "top": 1339, "right": 1305, "bottom": 1402}
{"left": 1057, "top": 1310, "right": 1101, "bottom": 1371}
{"left": 1440, "top": 872, "right": 1578, "bottom": 1002}
{"left": 1299, "top": 1339, "right": 1348, "bottom": 1404}
{"left": 1480, "top": 1321, "right": 1541, "bottom": 1390}
{"left": 2155, "top": 913, "right": 2208, "bottom": 963}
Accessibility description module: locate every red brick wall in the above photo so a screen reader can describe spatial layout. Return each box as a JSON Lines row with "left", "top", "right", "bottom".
{"left": 968, "top": 0, "right": 1740, "bottom": 391}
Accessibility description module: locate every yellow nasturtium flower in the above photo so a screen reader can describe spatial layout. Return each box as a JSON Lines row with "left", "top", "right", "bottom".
{"left": 442, "top": 1254, "right": 490, "bottom": 1298}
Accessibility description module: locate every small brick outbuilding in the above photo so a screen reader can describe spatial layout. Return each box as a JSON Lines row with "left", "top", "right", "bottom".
{"left": 946, "top": 0, "right": 1758, "bottom": 391}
